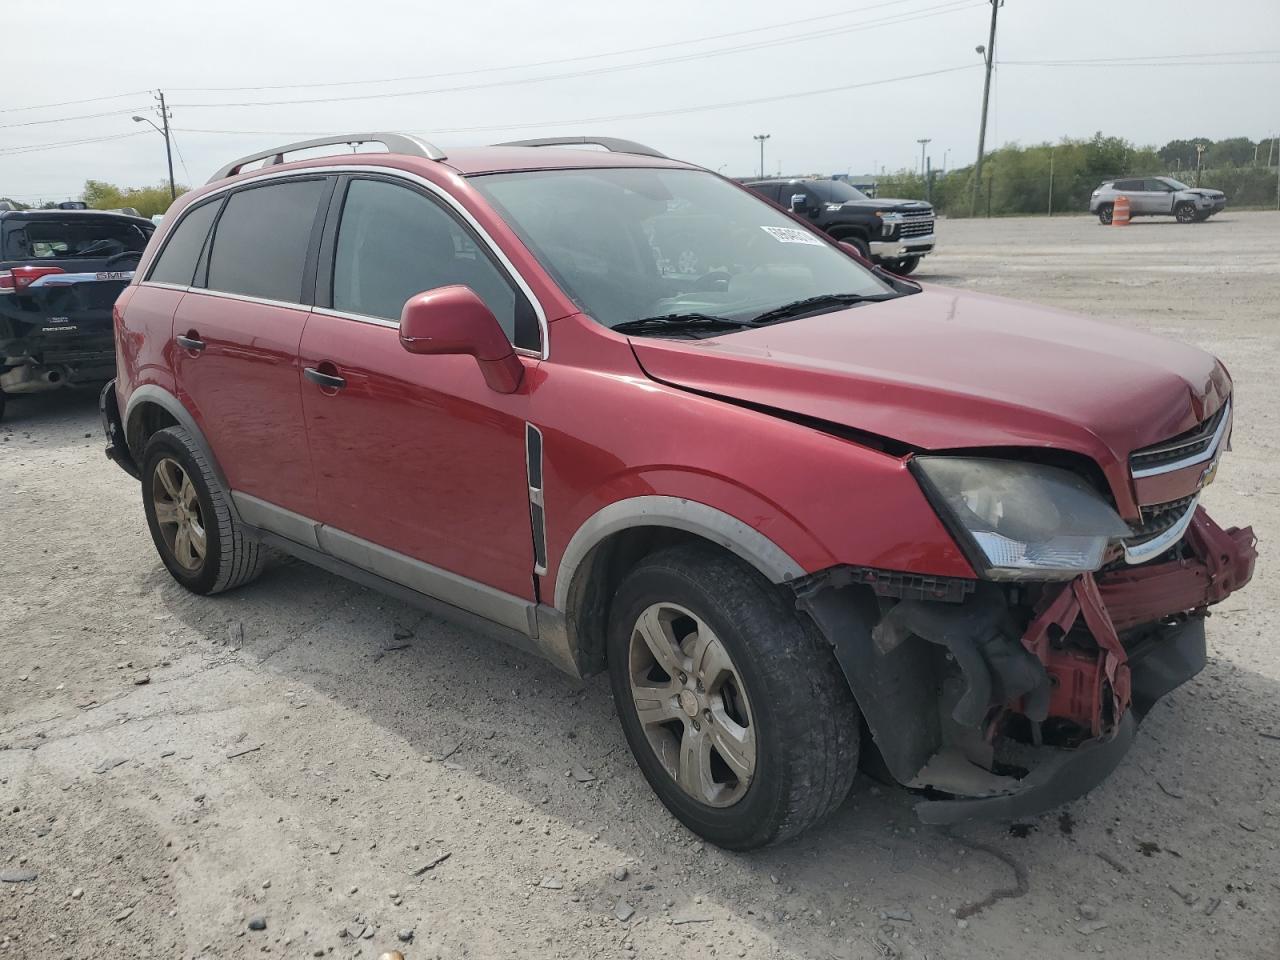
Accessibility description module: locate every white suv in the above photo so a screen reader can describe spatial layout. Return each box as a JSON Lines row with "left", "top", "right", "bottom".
{"left": 1090, "top": 176, "right": 1226, "bottom": 224}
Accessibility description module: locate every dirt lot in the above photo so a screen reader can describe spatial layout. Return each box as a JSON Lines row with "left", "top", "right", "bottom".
{"left": 2, "top": 211, "right": 1278, "bottom": 960}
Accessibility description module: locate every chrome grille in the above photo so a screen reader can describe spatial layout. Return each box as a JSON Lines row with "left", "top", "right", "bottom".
{"left": 1130, "top": 402, "right": 1228, "bottom": 476}
{"left": 899, "top": 214, "right": 934, "bottom": 238}
{"left": 1128, "top": 494, "right": 1196, "bottom": 542}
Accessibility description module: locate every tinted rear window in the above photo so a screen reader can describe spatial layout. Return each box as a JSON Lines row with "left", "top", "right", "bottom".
{"left": 3, "top": 217, "right": 151, "bottom": 261}
{"left": 205, "top": 178, "right": 327, "bottom": 303}
{"left": 148, "top": 200, "right": 220, "bottom": 286}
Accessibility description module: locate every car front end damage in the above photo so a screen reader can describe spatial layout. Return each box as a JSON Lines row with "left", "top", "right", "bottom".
{"left": 796, "top": 400, "right": 1256, "bottom": 824}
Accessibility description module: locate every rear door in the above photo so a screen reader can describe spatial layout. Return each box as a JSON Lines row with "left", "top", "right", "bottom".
{"left": 172, "top": 175, "right": 333, "bottom": 520}
{"left": 0, "top": 214, "right": 153, "bottom": 375}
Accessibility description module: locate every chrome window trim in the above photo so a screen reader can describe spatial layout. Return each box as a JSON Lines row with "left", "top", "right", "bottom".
{"left": 137, "top": 280, "right": 189, "bottom": 292}
{"left": 1130, "top": 400, "right": 1232, "bottom": 479}
{"left": 311, "top": 305, "right": 399, "bottom": 329}
{"left": 164, "top": 163, "right": 550, "bottom": 359}
{"left": 180, "top": 286, "right": 311, "bottom": 314}
{"left": 1123, "top": 494, "right": 1199, "bottom": 565}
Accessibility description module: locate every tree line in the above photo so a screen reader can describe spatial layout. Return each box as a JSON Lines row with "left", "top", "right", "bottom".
{"left": 875, "top": 133, "right": 1280, "bottom": 217}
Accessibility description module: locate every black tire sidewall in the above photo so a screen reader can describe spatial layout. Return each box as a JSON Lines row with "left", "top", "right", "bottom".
{"left": 141, "top": 429, "right": 224, "bottom": 594}
{"left": 1176, "top": 203, "right": 1195, "bottom": 223}
{"left": 894, "top": 256, "right": 921, "bottom": 276}
{"left": 606, "top": 559, "right": 799, "bottom": 848}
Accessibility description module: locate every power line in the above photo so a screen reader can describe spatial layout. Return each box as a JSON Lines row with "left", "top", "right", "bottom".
{"left": 173, "top": 63, "right": 982, "bottom": 140}
{"left": 1004, "top": 49, "right": 1280, "bottom": 65}
{"left": 0, "top": 106, "right": 147, "bottom": 131}
{"left": 168, "top": 0, "right": 933, "bottom": 93}
{"left": 0, "top": 89, "right": 151, "bottom": 115}
{"left": 0, "top": 131, "right": 149, "bottom": 157}
{"left": 171, "top": 0, "right": 982, "bottom": 109}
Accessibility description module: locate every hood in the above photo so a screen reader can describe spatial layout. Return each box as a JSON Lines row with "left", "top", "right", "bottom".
{"left": 1188, "top": 188, "right": 1224, "bottom": 198}
{"left": 629, "top": 287, "right": 1230, "bottom": 516}
{"left": 839, "top": 198, "right": 932, "bottom": 214}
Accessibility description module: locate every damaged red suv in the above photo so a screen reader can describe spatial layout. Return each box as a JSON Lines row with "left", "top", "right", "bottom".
{"left": 102, "top": 133, "right": 1256, "bottom": 849}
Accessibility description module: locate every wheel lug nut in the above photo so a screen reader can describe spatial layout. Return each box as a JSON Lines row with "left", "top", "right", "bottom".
{"left": 703, "top": 709, "right": 712, "bottom": 722}
{"left": 678, "top": 672, "right": 688, "bottom": 684}
{"left": 691, "top": 719, "right": 701, "bottom": 731}
{"left": 696, "top": 680, "right": 704, "bottom": 693}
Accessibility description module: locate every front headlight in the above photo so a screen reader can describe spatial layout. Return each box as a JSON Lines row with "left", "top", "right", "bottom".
{"left": 912, "top": 457, "right": 1130, "bottom": 581}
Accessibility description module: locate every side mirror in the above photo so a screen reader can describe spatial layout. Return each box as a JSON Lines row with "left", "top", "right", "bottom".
{"left": 399, "top": 285, "right": 524, "bottom": 394}
{"left": 789, "top": 193, "right": 812, "bottom": 215}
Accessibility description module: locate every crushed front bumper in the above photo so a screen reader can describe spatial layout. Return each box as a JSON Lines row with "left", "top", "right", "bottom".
{"left": 799, "top": 508, "right": 1256, "bottom": 824}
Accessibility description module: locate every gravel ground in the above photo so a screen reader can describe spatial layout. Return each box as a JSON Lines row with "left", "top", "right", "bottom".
{"left": 2, "top": 211, "right": 1278, "bottom": 960}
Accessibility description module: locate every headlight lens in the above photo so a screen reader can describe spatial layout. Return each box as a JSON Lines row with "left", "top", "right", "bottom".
{"left": 912, "top": 457, "right": 1130, "bottom": 581}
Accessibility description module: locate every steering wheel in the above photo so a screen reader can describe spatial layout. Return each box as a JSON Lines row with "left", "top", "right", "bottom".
{"left": 688, "top": 270, "right": 731, "bottom": 292}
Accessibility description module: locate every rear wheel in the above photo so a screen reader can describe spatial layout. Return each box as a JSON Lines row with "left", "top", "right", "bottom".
{"left": 141, "top": 426, "right": 265, "bottom": 595}
{"left": 1097, "top": 204, "right": 1114, "bottom": 225}
{"left": 607, "top": 544, "right": 860, "bottom": 849}
{"left": 1175, "top": 202, "right": 1197, "bottom": 223}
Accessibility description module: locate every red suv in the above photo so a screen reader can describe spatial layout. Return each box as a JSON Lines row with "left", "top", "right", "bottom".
{"left": 101, "top": 133, "right": 1255, "bottom": 849}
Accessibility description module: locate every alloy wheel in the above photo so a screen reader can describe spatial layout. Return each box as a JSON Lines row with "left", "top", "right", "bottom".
{"left": 151, "top": 457, "right": 207, "bottom": 572}
{"left": 627, "top": 602, "right": 756, "bottom": 807}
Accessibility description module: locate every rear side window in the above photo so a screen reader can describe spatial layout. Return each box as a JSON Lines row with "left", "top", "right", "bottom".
{"left": 1113, "top": 179, "right": 1142, "bottom": 192}
{"left": 148, "top": 201, "right": 220, "bottom": 286}
{"left": 206, "top": 178, "right": 327, "bottom": 303}
{"left": 332, "top": 178, "right": 531, "bottom": 345}
{"left": 3, "top": 218, "right": 150, "bottom": 261}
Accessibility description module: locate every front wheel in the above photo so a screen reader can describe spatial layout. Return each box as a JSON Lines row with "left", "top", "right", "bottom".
{"left": 1097, "top": 204, "right": 1114, "bottom": 225}
{"left": 607, "top": 544, "right": 860, "bottom": 849}
{"left": 1175, "top": 202, "right": 1197, "bottom": 223}
{"left": 890, "top": 256, "right": 921, "bottom": 276}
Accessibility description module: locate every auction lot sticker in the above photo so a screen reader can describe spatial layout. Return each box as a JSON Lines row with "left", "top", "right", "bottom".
{"left": 760, "top": 226, "right": 824, "bottom": 245}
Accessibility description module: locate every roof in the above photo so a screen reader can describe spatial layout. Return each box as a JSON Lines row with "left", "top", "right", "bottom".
{"left": 441, "top": 145, "right": 698, "bottom": 176}
{"left": 0, "top": 208, "right": 155, "bottom": 226}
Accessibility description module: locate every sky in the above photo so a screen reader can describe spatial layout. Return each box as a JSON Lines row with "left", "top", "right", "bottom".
{"left": 3, "top": 0, "right": 1278, "bottom": 203}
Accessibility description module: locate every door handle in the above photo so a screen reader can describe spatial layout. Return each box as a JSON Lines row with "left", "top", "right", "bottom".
{"left": 304, "top": 366, "right": 346, "bottom": 390}
{"left": 175, "top": 334, "right": 205, "bottom": 352}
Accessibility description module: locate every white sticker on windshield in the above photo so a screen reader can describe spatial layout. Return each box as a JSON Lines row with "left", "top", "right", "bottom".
{"left": 759, "top": 226, "right": 824, "bottom": 246}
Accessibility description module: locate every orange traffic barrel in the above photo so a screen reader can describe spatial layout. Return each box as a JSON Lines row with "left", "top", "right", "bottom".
{"left": 1113, "top": 195, "right": 1131, "bottom": 226}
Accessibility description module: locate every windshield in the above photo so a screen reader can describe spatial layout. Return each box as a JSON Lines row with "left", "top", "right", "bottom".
{"left": 470, "top": 167, "right": 896, "bottom": 330}
{"left": 1163, "top": 177, "right": 1191, "bottom": 191}
{"left": 808, "top": 179, "right": 870, "bottom": 203}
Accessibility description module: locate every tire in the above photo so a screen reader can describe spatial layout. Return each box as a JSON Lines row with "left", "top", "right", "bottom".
{"left": 891, "top": 256, "right": 921, "bottom": 276}
{"left": 0, "top": 389, "right": 6, "bottom": 422}
{"left": 1193, "top": 211, "right": 1211, "bottom": 222}
{"left": 606, "top": 543, "right": 860, "bottom": 849}
{"left": 1097, "top": 204, "right": 1113, "bottom": 225}
{"left": 841, "top": 236, "right": 871, "bottom": 260}
{"left": 140, "top": 426, "right": 265, "bottom": 595}
{"left": 1175, "top": 202, "right": 1197, "bottom": 223}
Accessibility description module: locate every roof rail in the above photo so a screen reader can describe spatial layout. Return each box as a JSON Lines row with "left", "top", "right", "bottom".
{"left": 495, "top": 136, "right": 667, "bottom": 159}
{"left": 208, "top": 132, "right": 447, "bottom": 184}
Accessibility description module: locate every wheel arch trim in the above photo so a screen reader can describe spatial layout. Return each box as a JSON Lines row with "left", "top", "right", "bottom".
{"left": 123, "top": 384, "right": 240, "bottom": 523}
{"left": 552, "top": 496, "right": 805, "bottom": 611}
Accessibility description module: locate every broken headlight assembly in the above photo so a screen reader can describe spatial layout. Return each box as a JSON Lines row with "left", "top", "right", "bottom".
{"left": 911, "top": 457, "right": 1130, "bottom": 581}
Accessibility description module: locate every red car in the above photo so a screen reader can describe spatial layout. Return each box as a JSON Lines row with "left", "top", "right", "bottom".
{"left": 101, "top": 133, "right": 1255, "bottom": 850}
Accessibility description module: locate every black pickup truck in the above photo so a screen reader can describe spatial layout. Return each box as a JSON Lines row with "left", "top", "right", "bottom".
{"left": 0, "top": 208, "right": 153, "bottom": 420}
{"left": 744, "top": 178, "right": 935, "bottom": 275}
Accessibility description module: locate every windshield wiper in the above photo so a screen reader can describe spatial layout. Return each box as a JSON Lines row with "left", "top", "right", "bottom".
{"left": 749, "top": 292, "right": 896, "bottom": 326}
{"left": 612, "top": 313, "right": 754, "bottom": 335}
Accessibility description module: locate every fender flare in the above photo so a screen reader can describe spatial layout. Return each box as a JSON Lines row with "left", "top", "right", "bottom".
{"left": 123, "top": 384, "right": 240, "bottom": 522}
{"left": 552, "top": 495, "right": 805, "bottom": 611}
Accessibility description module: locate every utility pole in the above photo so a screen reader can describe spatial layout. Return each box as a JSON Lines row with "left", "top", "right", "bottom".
{"left": 1047, "top": 150, "right": 1054, "bottom": 217}
{"left": 133, "top": 90, "right": 176, "bottom": 201}
{"left": 1194, "top": 142, "right": 1206, "bottom": 188}
{"left": 753, "top": 134, "right": 770, "bottom": 179}
{"left": 917, "top": 138, "right": 931, "bottom": 177}
{"left": 970, "top": 0, "right": 1000, "bottom": 217}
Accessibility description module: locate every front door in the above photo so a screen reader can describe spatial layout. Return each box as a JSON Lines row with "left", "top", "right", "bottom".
{"left": 298, "top": 175, "right": 539, "bottom": 603}
{"left": 1144, "top": 179, "right": 1176, "bottom": 215}
{"left": 172, "top": 176, "right": 333, "bottom": 519}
